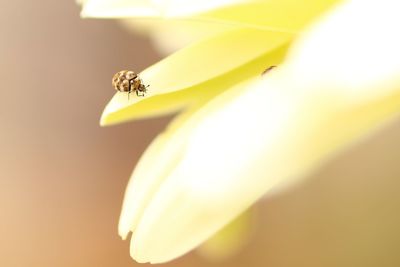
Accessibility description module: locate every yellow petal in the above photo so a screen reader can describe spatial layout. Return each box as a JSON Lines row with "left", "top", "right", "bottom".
{"left": 101, "top": 28, "right": 291, "bottom": 125}
{"left": 155, "top": 0, "right": 249, "bottom": 17}
{"left": 119, "top": 18, "right": 236, "bottom": 54}
{"left": 81, "top": 0, "right": 159, "bottom": 18}
{"left": 285, "top": 0, "right": 400, "bottom": 101}
{"left": 128, "top": 75, "right": 295, "bottom": 263}
{"left": 194, "top": 0, "right": 340, "bottom": 32}
{"left": 83, "top": 0, "right": 339, "bottom": 59}
{"left": 123, "top": 1, "right": 400, "bottom": 263}
{"left": 130, "top": 71, "right": 400, "bottom": 264}
{"left": 118, "top": 105, "right": 203, "bottom": 239}
{"left": 82, "top": 0, "right": 340, "bottom": 34}
{"left": 81, "top": 0, "right": 249, "bottom": 18}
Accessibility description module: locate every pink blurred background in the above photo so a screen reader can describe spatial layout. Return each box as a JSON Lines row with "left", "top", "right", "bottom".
{"left": 1, "top": 1, "right": 400, "bottom": 266}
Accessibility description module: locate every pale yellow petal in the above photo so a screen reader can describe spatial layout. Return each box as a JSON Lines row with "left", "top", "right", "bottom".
{"left": 81, "top": 0, "right": 250, "bottom": 18}
{"left": 130, "top": 70, "right": 400, "bottom": 264}
{"left": 138, "top": 29, "right": 289, "bottom": 95}
{"left": 82, "top": 0, "right": 339, "bottom": 58}
{"left": 82, "top": 0, "right": 340, "bottom": 34}
{"left": 118, "top": 105, "right": 204, "bottom": 239}
{"left": 101, "top": 28, "right": 291, "bottom": 125}
{"left": 194, "top": 0, "right": 340, "bottom": 32}
{"left": 286, "top": 0, "right": 400, "bottom": 101}
{"left": 126, "top": 77, "right": 270, "bottom": 263}
{"left": 155, "top": 0, "right": 249, "bottom": 17}
{"left": 81, "top": 0, "right": 159, "bottom": 18}
{"left": 127, "top": 1, "right": 400, "bottom": 263}
{"left": 119, "top": 18, "right": 236, "bottom": 54}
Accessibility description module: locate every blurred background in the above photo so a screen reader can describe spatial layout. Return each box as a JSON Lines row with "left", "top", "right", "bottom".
{"left": 1, "top": 1, "right": 400, "bottom": 267}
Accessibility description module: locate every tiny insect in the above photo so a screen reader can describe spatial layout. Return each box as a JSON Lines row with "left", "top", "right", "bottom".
{"left": 112, "top": 70, "right": 148, "bottom": 97}
{"left": 262, "top": 65, "right": 277, "bottom": 75}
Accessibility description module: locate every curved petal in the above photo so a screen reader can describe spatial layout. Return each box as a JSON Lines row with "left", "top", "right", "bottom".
{"left": 82, "top": 0, "right": 340, "bottom": 34}
{"left": 82, "top": 0, "right": 339, "bottom": 57}
{"left": 118, "top": 104, "right": 205, "bottom": 239}
{"left": 123, "top": 1, "right": 400, "bottom": 263}
{"left": 156, "top": 0, "right": 249, "bottom": 17}
{"left": 101, "top": 28, "right": 291, "bottom": 125}
{"left": 81, "top": 0, "right": 249, "bottom": 18}
{"left": 118, "top": 32, "right": 293, "bottom": 239}
{"left": 131, "top": 70, "right": 400, "bottom": 264}
{"left": 285, "top": 0, "right": 400, "bottom": 100}
{"left": 81, "top": 0, "right": 159, "bottom": 18}
{"left": 193, "top": 0, "right": 340, "bottom": 32}
{"left": 119, "top": 18, "right": 236, "bottom": 54}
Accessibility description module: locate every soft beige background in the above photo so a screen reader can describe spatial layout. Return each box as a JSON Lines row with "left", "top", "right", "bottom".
{"left": 1, "top": 1, "right": 400, "bottom": 267}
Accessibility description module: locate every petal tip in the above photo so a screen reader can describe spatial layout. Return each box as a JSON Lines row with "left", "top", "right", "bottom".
{"left": 130, "top": 241, "right": 149, "bottom": 264}
{"left": 99, "top": 113, "right": 109, "bottom": 127}
{"left": 118, "top": 218, "right": 131, "bottom": 240}
{"left": 119, "top": 233, "right": 128, "bottom": 241}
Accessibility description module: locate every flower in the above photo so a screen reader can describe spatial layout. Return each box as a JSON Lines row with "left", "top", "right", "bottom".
{"left": 82, "top": 0, "right": 400, "bottom": 264}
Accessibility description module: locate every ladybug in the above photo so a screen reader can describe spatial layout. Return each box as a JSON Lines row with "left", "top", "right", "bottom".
{"left": 112, "top": 70, "right": 148, "bottom": 97}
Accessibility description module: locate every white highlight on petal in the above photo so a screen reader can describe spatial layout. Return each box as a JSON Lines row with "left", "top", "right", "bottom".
{"left": 129, "top": 75, "right": 313, "bottom": 263}
{"left": 286, "top": 0, "right": 400, "bottom": 104}
{"left": 120, "top": 0, "right": 400, "bottom": 264}
{"left": 81, "top": 0, "right": 251, "bottom": 18}
{"left": 155, "top": 0, "right": 251, "bottom": 17}
{"left": 81, "top": 0, "right": 159, "bottom": 18}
